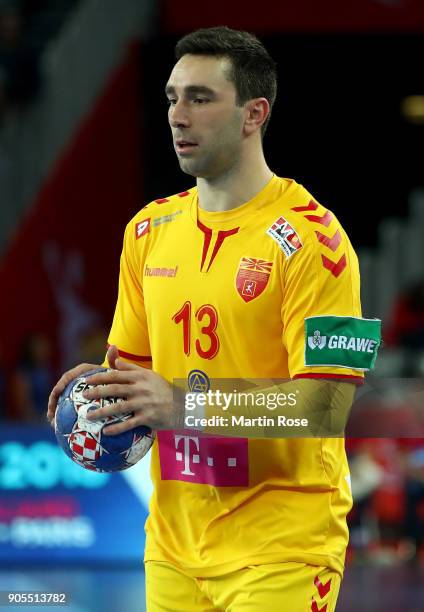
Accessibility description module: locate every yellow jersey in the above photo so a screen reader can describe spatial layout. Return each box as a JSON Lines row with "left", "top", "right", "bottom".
{"left": 108, "top": 175, "right": 375, "bottom": 577}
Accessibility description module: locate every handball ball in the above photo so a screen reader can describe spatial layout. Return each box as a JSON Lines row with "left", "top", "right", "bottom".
{"left": 55, "top": 368, "right": 154, "bottom": 472}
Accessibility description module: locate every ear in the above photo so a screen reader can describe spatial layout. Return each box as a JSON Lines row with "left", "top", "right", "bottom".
{"left": 243, "top": 98, "right": 270, "bottom": 136}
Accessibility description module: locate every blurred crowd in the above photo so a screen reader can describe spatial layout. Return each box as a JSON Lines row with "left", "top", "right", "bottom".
{"left": 0, "top": 1, "right": 40, "bottom": 117}
{"left": 346, "top": 279, "right": 424, "bottom": 566}
{"left": 385, "top": 279, "right": 424, "bottom": 377}
{"left": 347, "top": 438, "right": 424, "bottom": 567}
{"left": 0, "top": 327, "right": 107, "bottom": 423}
{"left": 0, "top": 0, "right": 79, "bottom": 120}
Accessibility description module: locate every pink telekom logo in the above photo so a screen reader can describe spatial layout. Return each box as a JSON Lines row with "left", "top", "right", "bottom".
{"left": 157, "top": 430, "right": 249, "bottom": 487}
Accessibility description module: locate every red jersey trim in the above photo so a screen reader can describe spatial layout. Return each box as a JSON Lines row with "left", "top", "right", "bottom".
{"left": 197, "top": 220, "right": 213, "bottom": 271}
{"left": 293, "top": 373, "right": 365, "bottom": 385}
{"left": 106, "top": 344, "right": 152, "bottom": 362}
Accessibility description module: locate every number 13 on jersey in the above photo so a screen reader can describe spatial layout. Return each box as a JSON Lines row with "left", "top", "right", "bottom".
{"left": 172, "top": 301, "right": 219, "bottom": 359}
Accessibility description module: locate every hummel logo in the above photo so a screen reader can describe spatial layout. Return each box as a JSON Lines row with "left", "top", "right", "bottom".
{"left": 144, "top": 264, "right": 178, "bottom": 278}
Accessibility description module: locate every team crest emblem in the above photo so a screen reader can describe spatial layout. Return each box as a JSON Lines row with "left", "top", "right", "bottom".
{"left": 236, "top": 258, "right": 273, "bottom": 303}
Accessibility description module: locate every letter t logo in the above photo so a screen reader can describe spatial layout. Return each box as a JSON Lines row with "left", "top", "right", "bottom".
{"left": 175, "top": 435, "right": 200, "bottom": 476}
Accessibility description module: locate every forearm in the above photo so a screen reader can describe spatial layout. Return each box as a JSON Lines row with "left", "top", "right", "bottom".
{"left": 184, "top": 378, "right": 356, "bottom": 438}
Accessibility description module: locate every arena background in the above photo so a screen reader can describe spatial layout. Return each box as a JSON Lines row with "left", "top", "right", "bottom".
{"left": 0, "top": 1, "right": 423, "bottom": 610}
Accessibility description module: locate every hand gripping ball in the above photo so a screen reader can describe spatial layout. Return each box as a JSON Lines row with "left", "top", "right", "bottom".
{"left": 55, "top": 368, "right": 154, "bottom": 472}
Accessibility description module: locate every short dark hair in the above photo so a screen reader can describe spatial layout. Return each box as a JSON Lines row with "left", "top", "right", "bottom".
{"left": 175, "top": 26, "right": 277, "bottom": 136}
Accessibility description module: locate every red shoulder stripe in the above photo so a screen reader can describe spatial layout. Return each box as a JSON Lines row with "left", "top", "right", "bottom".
{"left": 293, "top": 373, "right": 364, "bottom": 385}
{"left": 305, "top": 210, "right": 334, "bottom": 227}
{"left": 315, "top": 229, "right": 341, "bottom": 252}
{"left": 106, "top": 344, "right": 152, "bottom": 363}
{"left": 291, "top": 200, "right": 318, "bottom": 212}
{"left": 321, "top": 253, "right": 347, "bottom": 277}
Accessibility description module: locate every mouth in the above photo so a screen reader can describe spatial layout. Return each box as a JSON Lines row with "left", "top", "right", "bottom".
{"left": 175, "top": 140, "right": 199, "bottom": 155}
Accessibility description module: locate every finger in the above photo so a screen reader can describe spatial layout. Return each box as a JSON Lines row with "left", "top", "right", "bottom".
{"left": 47, "top": 363, "right": 99, "bottom": 423}
{"left": 64, "top": 362, "right": 102, "bottom": 383}
{"left": 51, "top": 363, "right": 100, "bottom": 399}
{"left": 115, "top": 357, "right": 145, "bottom": 371}
{"left": 83, "top": 369, "right": 136, "bottom": 387}
{"left": 83, "top": 383, "right": 131, "bottom": 400}
{"left": 46, "top": 407, "right": 56, "bottom": 426}
{"left": 106, "top": 344, "right": 119, "bottom": 369}
{"left": 86, "top": 399, "right": 134, "bottom": 421}
{"left": 103, "top": 414, "right": 148, "bottom": 436}
{"left": 47, "top": 389, "right": 59, "bottom": 422}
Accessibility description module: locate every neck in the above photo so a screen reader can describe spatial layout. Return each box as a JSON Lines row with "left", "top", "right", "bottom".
{"left": 196, "top": 146, "right": 273, "bottom": 212}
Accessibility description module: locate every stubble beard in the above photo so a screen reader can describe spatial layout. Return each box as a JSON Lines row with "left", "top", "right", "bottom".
{"left": 177, "top": 137, "right": 242, "bottom": 181}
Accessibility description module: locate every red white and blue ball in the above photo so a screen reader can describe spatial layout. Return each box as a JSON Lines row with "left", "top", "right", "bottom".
{"left": 55, "top": 368, "right": 154, "bottom": 472}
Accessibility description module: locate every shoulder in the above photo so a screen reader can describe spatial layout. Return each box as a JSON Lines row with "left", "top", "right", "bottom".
{"left": 123, "top": 187, "right": 196, "bottom": 242}
{"left": 132, "top": 188, "right": 195, "bottom": 222}
{"left": 266, "top": 178, "right": 358, "bottom": 279}
{"left": 268, "top": 178, "right": 341, "bottom": 232}
{"left": 267, "top": 177, "right": 354, "bottom": 252}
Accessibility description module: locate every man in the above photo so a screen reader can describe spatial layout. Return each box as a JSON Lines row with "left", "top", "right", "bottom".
{"left": 48, "top": 26, "right": 381, "bottom": 611}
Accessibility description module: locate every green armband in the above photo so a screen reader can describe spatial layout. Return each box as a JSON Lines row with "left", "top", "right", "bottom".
{"left": 305, "top": 315, "right": 381, "bottom": 371}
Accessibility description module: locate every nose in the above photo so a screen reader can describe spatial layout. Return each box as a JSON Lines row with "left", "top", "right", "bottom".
{"left": 169, "top": 99, "right": 191, "bottom": 129}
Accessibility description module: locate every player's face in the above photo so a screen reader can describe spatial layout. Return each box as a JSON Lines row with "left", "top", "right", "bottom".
{"left": 166, "top": 54, "right": 245, "bottom": 179}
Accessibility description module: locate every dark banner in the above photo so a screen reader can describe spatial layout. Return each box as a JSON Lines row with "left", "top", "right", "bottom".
{"left": 162, "top": 0, "right": 424, "bottom": 33}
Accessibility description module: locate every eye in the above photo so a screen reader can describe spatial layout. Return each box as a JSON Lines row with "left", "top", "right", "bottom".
{"left": 193, "top": 98, "right": 209, "bottom": 105}
{"left": 166, "top": 98, "right": 177, "bottom": 106}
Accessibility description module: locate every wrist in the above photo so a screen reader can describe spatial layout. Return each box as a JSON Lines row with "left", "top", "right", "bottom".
{"left": 171, "top": 385, "right": 187, "bottom": 429}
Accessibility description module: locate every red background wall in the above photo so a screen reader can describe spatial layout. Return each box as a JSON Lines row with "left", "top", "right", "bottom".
{"left": 0, "top": 43, "right": 143, "bottom": 372}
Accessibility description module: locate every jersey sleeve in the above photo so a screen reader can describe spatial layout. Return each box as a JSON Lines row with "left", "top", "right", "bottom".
{"left": 107, "top": 220, "right": 152, "bottom": 366}
{"left": 281, "top": 208, "right": 380, "bottom": 384}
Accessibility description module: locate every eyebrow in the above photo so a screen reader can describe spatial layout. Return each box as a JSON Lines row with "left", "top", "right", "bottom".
{"left": 165, "top": 84, "right": 216, "bottom": 97}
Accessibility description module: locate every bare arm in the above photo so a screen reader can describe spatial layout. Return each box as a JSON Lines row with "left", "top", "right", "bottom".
{"left": 76, "top": 365, "right": 355, "bottom": 439}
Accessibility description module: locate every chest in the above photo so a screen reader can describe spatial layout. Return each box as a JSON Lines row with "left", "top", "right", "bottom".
{"left": 142, "top": 221, "right": 284, "bottom": 321}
